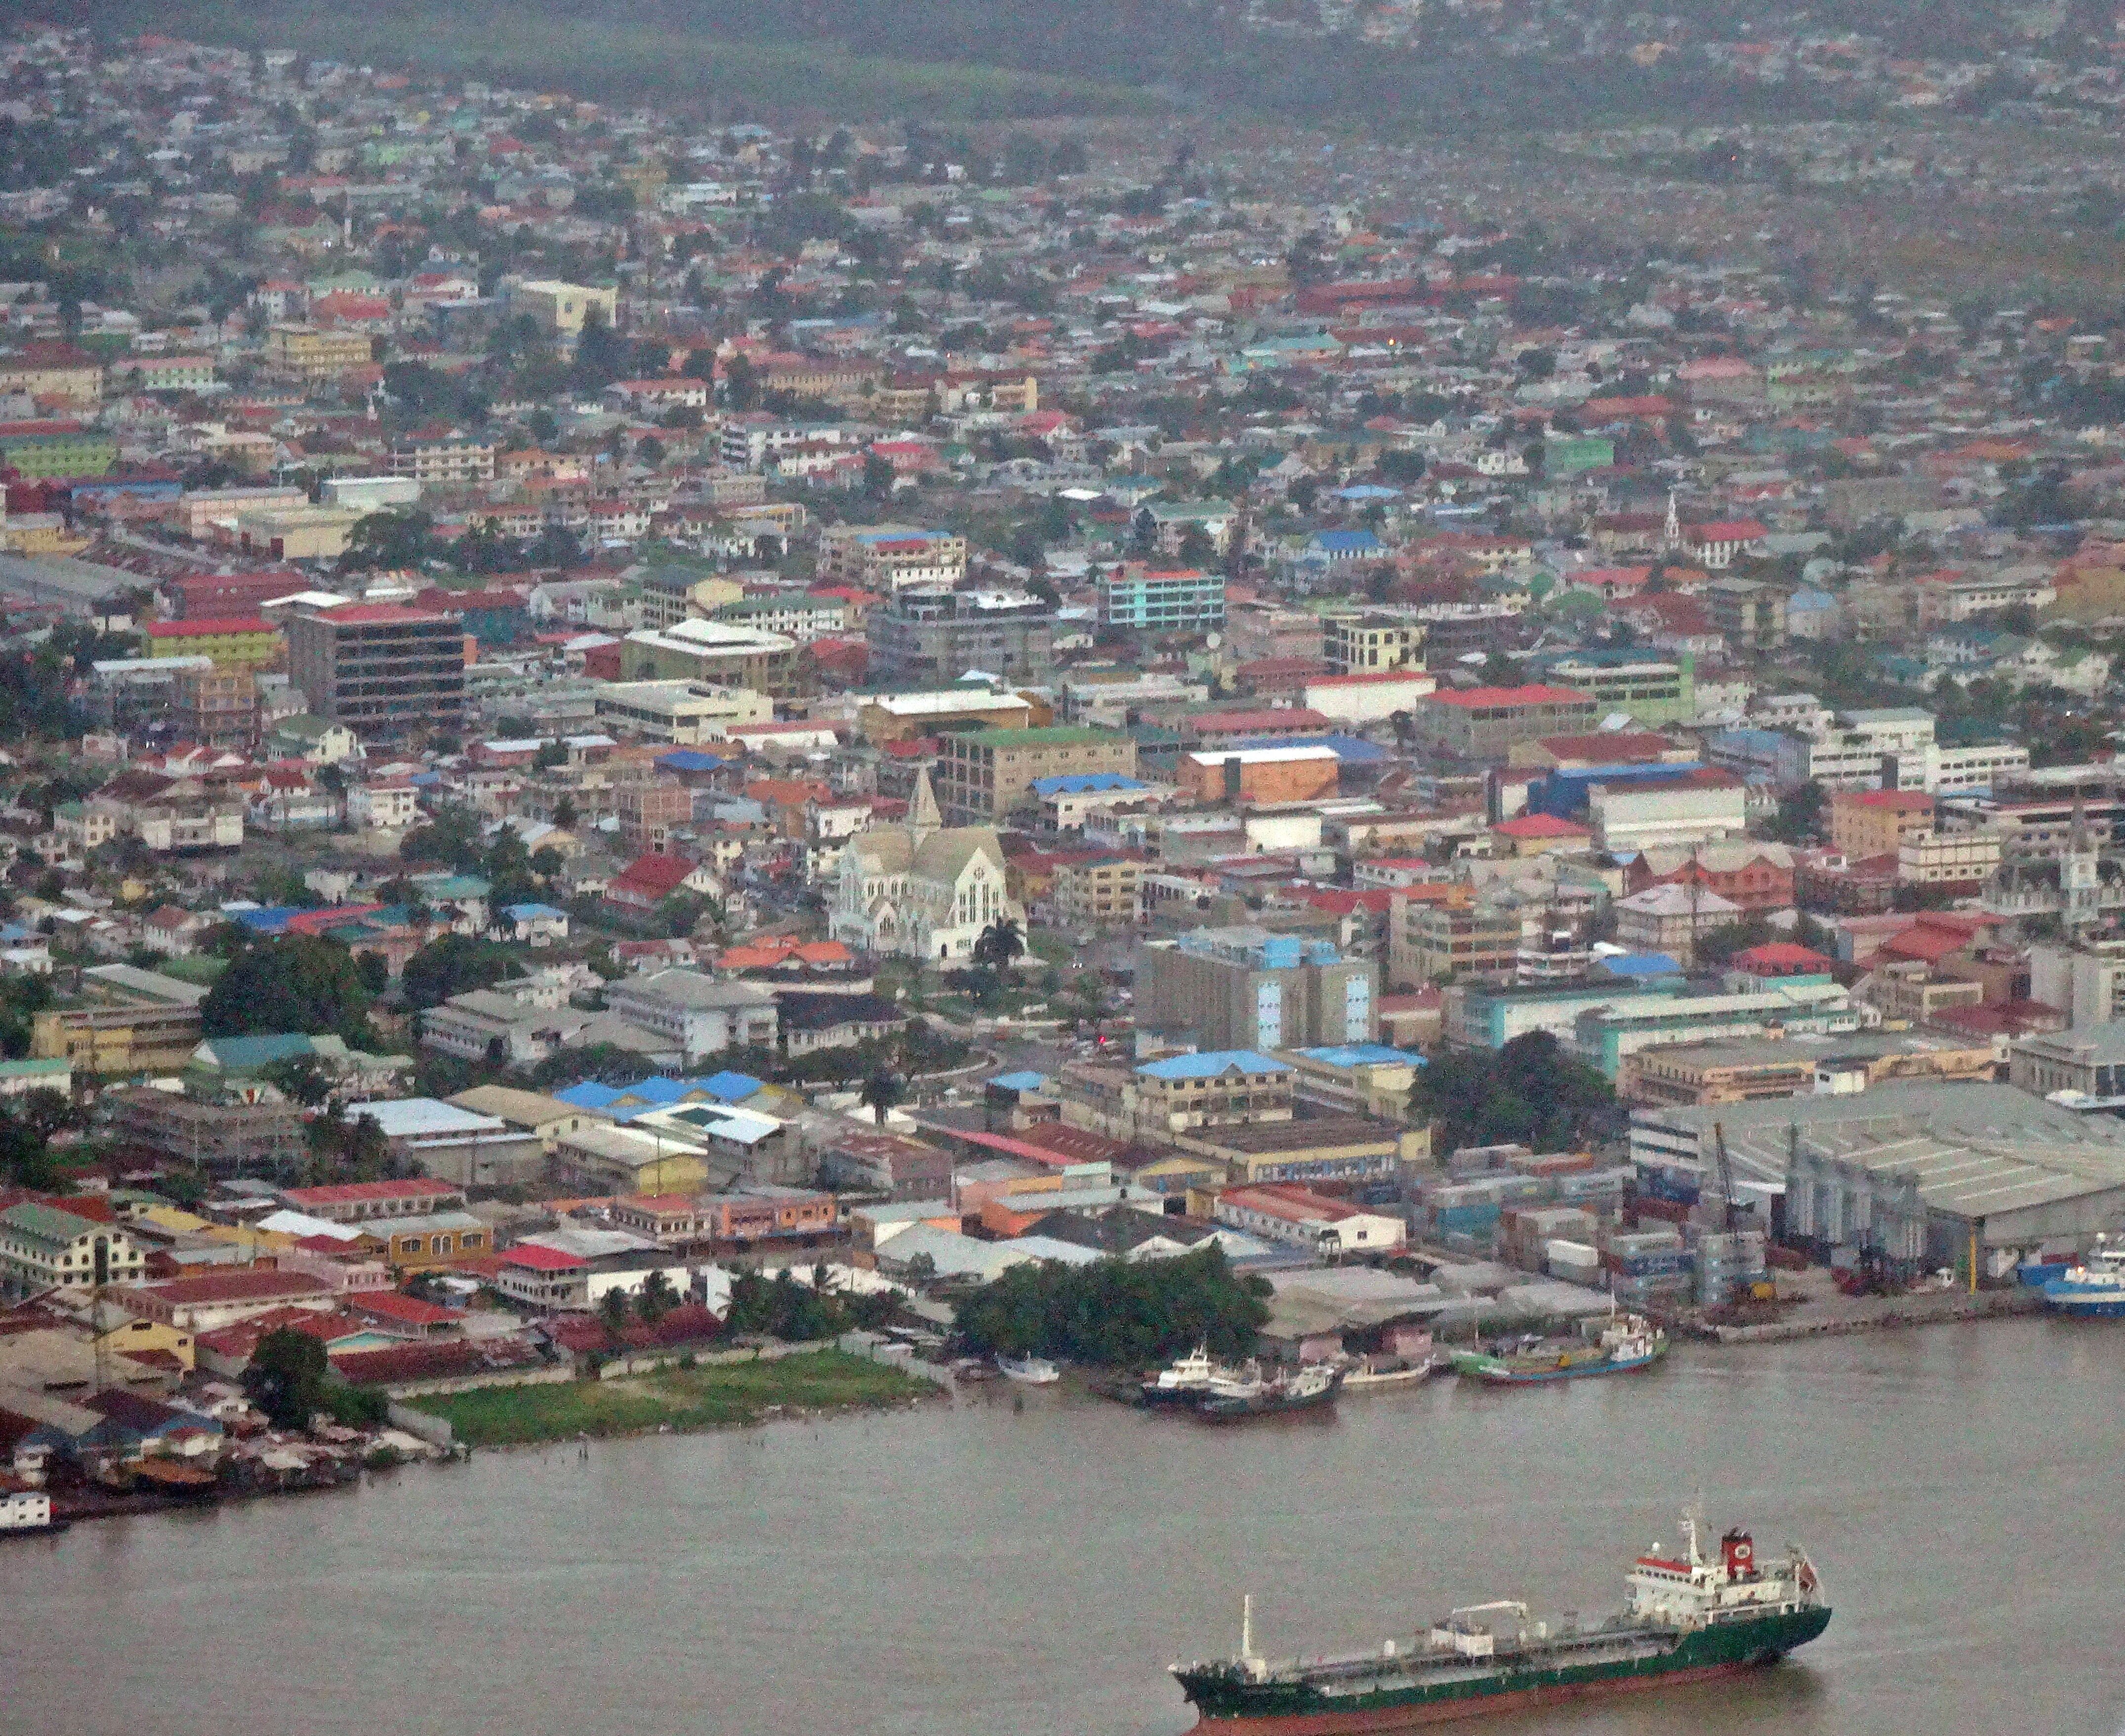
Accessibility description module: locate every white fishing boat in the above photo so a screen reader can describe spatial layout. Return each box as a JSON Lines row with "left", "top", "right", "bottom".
{"left": 1141, "top": 1344, "right": 1223, "bottom": 1406}
{"left": 996, "top": 1353, "right": 1061, "bottom": 1384}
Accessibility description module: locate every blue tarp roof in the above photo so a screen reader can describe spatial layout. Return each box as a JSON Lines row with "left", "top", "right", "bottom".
{"left": 1295, "top": 1044, "right": 1425, "bottom": 1068}
{"left": 703, "top": 1070, "right": 765, "bottom": 1103}
{"left": 1597, "top": 953, "right": 1683, "bottom": 979}
{"left": 234, "top": 907, "right": 304, "bottom": 933}
{"left": 1138, "top": 1050, "right": 1291, "bottom": 1079}
{"left": 1029, "top": 772, "right": 1152, "bottom": 795}
{"left": 987, "top": 1070, "right": 1050, "bottom": 1091}
{"left": 554, "top": 1082, "right": 624, "bottom": 1109}
{"left": 657, "top": 750, "right": 727, "bottom": 772}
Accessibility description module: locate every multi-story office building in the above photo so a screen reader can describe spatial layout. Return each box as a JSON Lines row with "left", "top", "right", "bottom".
{"left": 283, "top": 601, "right": 467, "bottom": 740}
{"left": 617, "top": 617, "right": 806, "bottom": 699}
{"left": 1541, "top": 651, "right": 1696, "bottom": 727}
{"left": 935, "top": 727, "right": 1137, "bottom": 823}
{"left": 389, "top": 434, "right": 497, "bottom": 484}
{"left": 870, "top": 588, "right": 1056, "bottom": 684}
{"left": 1325, "top": 612, "right": 1426, "bottom": 674}
{"left": 173, "top": 666, "right": 258, "bottom": 750}
{"left": 1136, "top": 925, "right": 1377, "bottom": 1052}
{"left": 816, "top": 524, "right": 968, "bottom": 591}
{"left": 1389, "top": 898, "right": 1522, "bottom": 989}
{"left": 1096, "top": 566, "right": 1226, "bottom": 634}
{"left": 263, "top": 323, "right": 374, "bottom": 381}
{"left": 1413, "top": 685, "right": 1598, "bottom": 760}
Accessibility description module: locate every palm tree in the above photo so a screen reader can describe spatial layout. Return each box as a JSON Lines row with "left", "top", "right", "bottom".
{"left": 859, "top": 1069, "right": 905, "bottom": 1126}
{"left": 975, "top": 917, "right": 1024, "bottom": 971}
{"left": 635, "top": 1268, "right": 678, "bottom": 1323}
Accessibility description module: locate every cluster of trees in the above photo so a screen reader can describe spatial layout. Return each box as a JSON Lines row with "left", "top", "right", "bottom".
{"left": 0, "top": 1089, "right": 89, "bottom": 1190}
{"left": 724, "top": 1266, "right": 899, "bottom": 1340}
{"left": 955, "top": 1246, "right": 1270, "bottom": 1367}
{"left": 1407, "top": 1031, "right": 1617, "bottom": 1157}
{"left": 244, "top": 1327, "right": 386, "bottom": 1430}
{"left": 200, "top": 934, "right": 375, "bottom": 1046}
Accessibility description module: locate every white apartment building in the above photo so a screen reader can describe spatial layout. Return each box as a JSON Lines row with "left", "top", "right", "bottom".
{"left": 1589, "top": 774, "right": 1749, "bottom": 855}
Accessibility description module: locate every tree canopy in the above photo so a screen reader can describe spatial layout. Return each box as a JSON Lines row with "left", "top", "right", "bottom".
{"left": 201, "top": 934, "right": 374, "bottom": 1042}
{"left": 1407, "top": 1030, "right": 1616, "bottom": 1157}
{"left": 955, "top": 1245, "right": 1269, "bottom": 1367}
{"left": 402, "top": 934, "right": 517, "bottom": 1010}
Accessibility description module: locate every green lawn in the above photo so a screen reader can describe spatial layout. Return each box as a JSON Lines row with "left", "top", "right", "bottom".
{"left": 409, "top": 1350, "right": 937, "bottom": 1446}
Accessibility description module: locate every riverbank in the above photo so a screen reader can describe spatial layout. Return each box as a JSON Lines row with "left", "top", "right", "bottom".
{"left": 407, "top": 1349, "right": 944, "bottom": 1447}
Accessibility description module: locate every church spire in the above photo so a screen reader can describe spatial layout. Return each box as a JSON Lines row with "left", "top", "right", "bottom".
{"left": 908, "top": 765, "right": 941, "bottom": 841}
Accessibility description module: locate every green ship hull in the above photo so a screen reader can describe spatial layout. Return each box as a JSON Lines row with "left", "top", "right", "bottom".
{"left": 1175, "top": 1604, "right": 1831, "bottom": 1732}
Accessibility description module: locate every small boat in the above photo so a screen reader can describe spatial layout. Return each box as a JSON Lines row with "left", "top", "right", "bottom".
{"left": 1195, "top": 1362, "right": 1345, "bottom": 1420}
{"left": 0, "top": 1491, "right": 68, "bottom": 1537}
{"left": 1339, "top": 1352, "right": 1443, "bottom": 1392}
{"left": 996, "top": 1353, "right": 1061, "bottom": 1384}
{"left": 2043, "top": 1239, "right": 2125, "bottom": 1316}
{"left": 1451, "top": 1313, "right": 1667, "bottom": 1385}
{"left": 1141, "top": 1343, "right": 1223, "bottom": 1406}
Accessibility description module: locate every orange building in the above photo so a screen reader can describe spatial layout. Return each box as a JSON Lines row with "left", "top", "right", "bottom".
{"left": 1179, "top": 745, "right": 1340, "bottom": 805}
{"left": 1829, "top": 789, "right": 1934, "bottom": 860}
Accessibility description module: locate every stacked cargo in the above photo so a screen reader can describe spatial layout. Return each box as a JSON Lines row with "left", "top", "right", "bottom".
{"left": 1690, "top": 1229, "right": 1769, "bottom": 1309}
{"left": 1553, "top": 1166, "right": 1635, "bottom": 1213}
{"left": 1501, "top": 1206, "right": 1602, "bottom": 1274}
{"left": 1545, "top": 1238, "right": 1603, "bottom": 1286}
{"left": 1604, "top": 1226, "right": 1691, "bottom": 1312}
{"left": 1417, "top": 1172, "right": 1542, "bottom": 1241}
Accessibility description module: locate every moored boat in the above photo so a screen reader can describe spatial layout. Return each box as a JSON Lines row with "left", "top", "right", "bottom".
{"left": 2042, "top": 1240, "right": 2125, "bottom": 1317}
{"left": 996, "top": 1353, "right": 1061, "bottom": 1384}
{"left": 1143, "top": 1344, "right": 1226, "bottom": 1405}
{"left": 1170, "top": 1508, "right": 1829, "bottom": 1731}
{"left": 1450, "top": 1313, "right": 1666, "bottom": 1385}
{"left": 1195, "top": 1362, "right": 1344, "bottom": 1421}
{"left": 0, "top": 1490, "right": 68, "bottom": 1537}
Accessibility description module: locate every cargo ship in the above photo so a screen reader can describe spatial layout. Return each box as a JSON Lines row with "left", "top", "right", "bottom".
{"left": 1448, "top": 1313, "right": 1665, "bottom": 1385}
{"left": 1170, "top": 1509, "right": 1828, "bottom": 1731}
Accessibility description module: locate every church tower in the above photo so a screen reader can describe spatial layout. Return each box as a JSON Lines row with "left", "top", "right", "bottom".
{"left": 907, "top": 765, "right": 942, "bottom": 845}
{"left": 2065, "top": 799, "right": 2101, "bottom": 932}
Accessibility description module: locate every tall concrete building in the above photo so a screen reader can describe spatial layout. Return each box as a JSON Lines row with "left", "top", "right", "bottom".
{"left": 1137, "top": 925, "right": 1377, "bottom": 1053}
{"left": 935, "top": 726, "right": 1136, "bottom": 823}
{"left": 870, "top": 588, "right": 1056, "bottom": 684}
{"left": 283, "top": 602, "right": 466, "bottom": 740}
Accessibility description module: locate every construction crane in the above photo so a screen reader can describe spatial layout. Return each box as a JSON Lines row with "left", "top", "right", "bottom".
{"left": 1709, "top": 1121, "right": 1736, "bottom": 1237}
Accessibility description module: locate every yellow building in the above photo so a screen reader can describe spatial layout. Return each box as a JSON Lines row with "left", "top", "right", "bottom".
{"left": 1828, "top": 789, "right": 1934, "bottom": 860}
{"left": 513, "top": 280, "right": 619, "bottom": 335}
{"left": 554, "top": 1125, "right": 713, "bottom": 1195}
{"left": 376, "top": 1211, "right": 491, "bottom": 1269}
{"left": 264, "top": 324, "right": 374, "bottom": 381}
{"left": 95, "top": 1312, "right": 198, "bottom": 1375}
{"left": 33, "top": 1002, "right": 204, "bottom": 1074}
{"left": 232, "top": 504, "right": 363, "bottom": 563}
{"left": 144, "top": 618, "right": 286, "bottom": 668}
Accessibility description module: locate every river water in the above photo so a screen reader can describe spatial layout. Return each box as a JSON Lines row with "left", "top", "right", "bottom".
{"left": 8, "top": 1318, "right": 2123, "bottom": 1736}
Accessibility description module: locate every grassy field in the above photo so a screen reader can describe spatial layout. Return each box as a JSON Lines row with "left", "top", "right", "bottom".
{"left": 83, "top": 0, "right": 1164, "bottom": 122}
{"left": 410, "top": 1350, "right": 938, "bottom": 1447}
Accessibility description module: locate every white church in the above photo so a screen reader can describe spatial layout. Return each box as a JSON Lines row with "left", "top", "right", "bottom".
{"left": 828, "top": 769, "right": 1022, "bottom": 962}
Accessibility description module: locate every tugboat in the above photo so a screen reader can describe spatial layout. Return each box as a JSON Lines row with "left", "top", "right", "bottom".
{"left": 1170, "top": 1507, "right": 1829, "bottom": 1730}
{"left": 1449, "top": 1312, "right": 1666, "bottom": 1385}
{"left": 1194, "top": 1361, "right": 1345, "bottom": 1421}
{"left": 1142, "top": 1344, "right": 1224, "bottom": 1406}
{"left": 2042, "top": 1238, "right": 2125, "bottom": 1317}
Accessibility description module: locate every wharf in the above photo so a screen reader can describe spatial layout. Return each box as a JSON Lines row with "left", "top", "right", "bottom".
{"left": 1710, "top": 1286, "right": 2043, "bottom": 1343}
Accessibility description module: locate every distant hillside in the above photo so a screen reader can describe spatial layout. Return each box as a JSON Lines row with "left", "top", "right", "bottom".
{"left": 72, "top": 0, "right": 1889, "bottom": 128}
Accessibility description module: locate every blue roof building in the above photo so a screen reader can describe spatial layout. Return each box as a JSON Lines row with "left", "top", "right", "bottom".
{"left": 1137, "top": 1050, "right": 1291, "bottom": 1079}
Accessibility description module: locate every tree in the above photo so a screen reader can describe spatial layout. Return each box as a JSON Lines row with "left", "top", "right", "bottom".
{"left": 1407, "top": 1031, "right": 1616, "bottom": 1157}
{"left": 1764, "top": 781, "right": 1826, "bottom": 846}
{"left": 973, "top": 918, "right": 1024, "bottom": 971}
{"left": 598, "top": 1286, "right": 633, "bottom": 1337}
{"left": 201, "top": 935, "right": 373, "bottom": 1042}
{"left": 340, "top": 509, "right": 438, "bottom": 573}
{"left": 258, "top": 1053, "right": 337, "bottom": 1107}
{"left": 636, "top": 1267, "right": 678, "bottom": 1323}
{"left": 402, "top": 934, "right": 515, "bottom": 1010}
{"left": 860, "top": 1070, "right": 905, "bottom": 1125}
{"left": 245, "top": 1327, "right": 328, "bottom": 1429}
